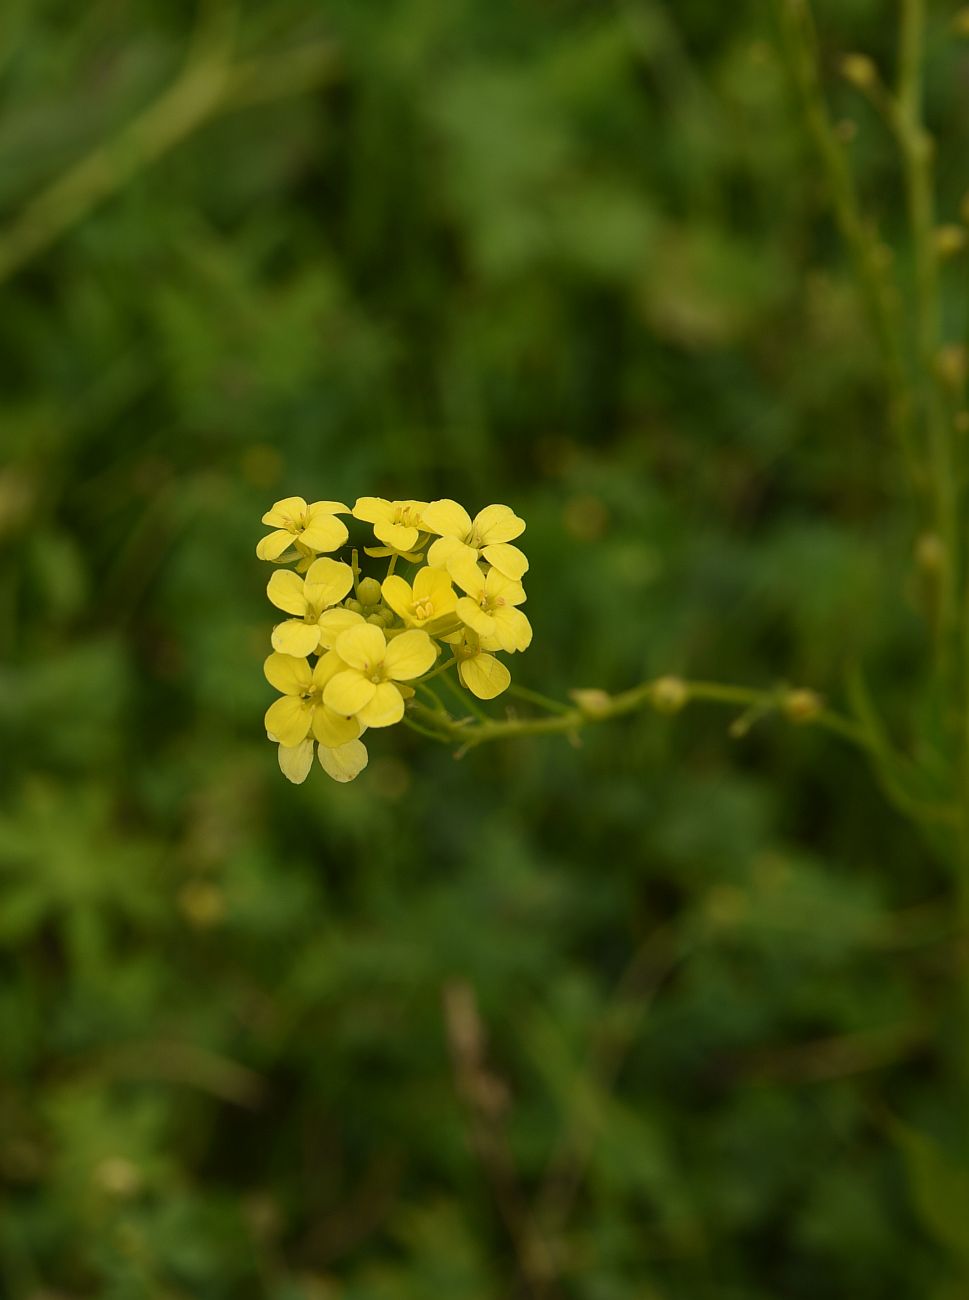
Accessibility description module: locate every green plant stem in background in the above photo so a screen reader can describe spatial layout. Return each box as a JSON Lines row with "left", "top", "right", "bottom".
{"left": 0, "top": 16, "right": 339, "bottom": 287}
{"left": 775, "top": 0, "right": 918, "bottom": 489}
{"left": 409, "top": 676, "right": 868, "bottom": 754}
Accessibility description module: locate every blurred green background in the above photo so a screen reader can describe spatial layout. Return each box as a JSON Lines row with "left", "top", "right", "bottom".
{"left": 2, "top": 0, "right": 968, "bottom": 1296}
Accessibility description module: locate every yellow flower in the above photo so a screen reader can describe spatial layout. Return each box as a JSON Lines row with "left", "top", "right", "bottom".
{"left": 275, "top": 736, "right": 369, "bottom": 784}
{"left": 451, "top": 629, "right": 511, "bottom": 699}
{"left": 264, "top": 651, "right": 361, "bottom": 748}
{"left": 422, "top": 500, "right": 528, "bottom": 580}
{"left": 352, "top": 497, "right": 428, "bottom": 554}
{"left": 317, "top": 606, "right": 367, "bottom": 649}
{"left": 257, "top": 496, "right": 349, "bottom": 562}
{"left": 323, "top": 624, "right": 436, "bottom": 728}
{"left": 453, "top": 563, "right": 532, "bottom": 652}
{"left": 381, "top": 566, "right": 457, "bottom": 630}
{"left": 267, "top": 558, "right": 354, "bottom": 656}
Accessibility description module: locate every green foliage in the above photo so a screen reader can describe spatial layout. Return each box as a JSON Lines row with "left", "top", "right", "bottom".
{"left": 2, "top": 0, "right": 968, "bottom": 1296}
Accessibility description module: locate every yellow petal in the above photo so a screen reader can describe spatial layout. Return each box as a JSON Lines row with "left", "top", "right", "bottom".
{"left": 323, "top": 670, "right": 377, "bottom": 715}
{"left": 473, "top": 503, "right": 525, "bottom": 544}
{"left": 256, "top": 529, "right": 296, "bottom": 561}
{"left": 298, "top": 514, "right": 348, "bottom": 553}
{"left": 307, "top": 500, "right": 350, "bottom": 514}
{"left": 481, "top": 542, "right": 529, "bottom": 581}
{"left": 493, "top": 607, "right": 532, "bottom": 653}
{"left": 413, "top": 566, "right": 452, "bottom": 602}
{"left": 312, "top": 649, "right": 348, "bottom": 689}
{"left": 352, "top": 496, "right": 393, "bottom": 524}
{"left": 304, "top": 557, "right": 354, "bottom": 606}
{"left": 334, "top": 623, "right": 386, "bottom": 672}
{"left": 312, "top": 704, "right": 360, "bottom": 747}
{"left": 381, "top": 574, "right": 414, "bottom": 622}
{"left": 318, "top": 738, "right": 369, "bottom": 782}
{"left": 383, "top": 629, "right": 437, "bottom": 680}
{"left": 271, "top": 620, "right": 321, "bottom": 657}
{"left": 485, "top": 569, "right": 526, "bottom": 606}
{"left": 277, "top": 738, "right": 314, "bottom": 784}
{"left": 373, "top": 520, "right": 421, "bottom": 552}
{"left": 318, "top": 608, "right": 365, "bottom": 649}
{"left": 267, "top": 569, "right": 307, "bottom": 616}
{"left": 448, "top": 553, "right": 486, "bottom": 596}
{"left": 357, "top": 681, "right": 405, "bottom": 728}
{"left": 261, "top": 496, "right": 307, "bottom": 526}
{"left": 456, "top": 596, "right": 494, "bottom": 637}
{"left": 265, "top": 695, "right": 313, "bottom": 747}
{"left": 426, "top": 536, "right": 463, "bottom": 569}
{"left": 422, "top": 498, "right": 472, "bottom": 539}
{"left": 364, "top": 545, "right": 425, "bottom": 563}
{"left": 459, "top": 653, "right": 511, "bottom": 700}
{"left": 263, "top": 652, "right": 313, "bottom": 694}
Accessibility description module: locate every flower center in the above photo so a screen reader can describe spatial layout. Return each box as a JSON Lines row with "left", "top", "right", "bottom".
{"left": 393, "top": 504, "right": 421, "bottom": 527}
{"left": 413, "top": 597, "right": 434, "bottom": 620}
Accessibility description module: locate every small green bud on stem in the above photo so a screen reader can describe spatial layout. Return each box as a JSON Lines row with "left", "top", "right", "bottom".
{"left": 651, "top": 676, "right": 689, "bottom": 714}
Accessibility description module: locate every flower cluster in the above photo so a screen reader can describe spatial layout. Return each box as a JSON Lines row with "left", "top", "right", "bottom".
{"left": 258, "top": 496, "right": 531, "bottom": 783}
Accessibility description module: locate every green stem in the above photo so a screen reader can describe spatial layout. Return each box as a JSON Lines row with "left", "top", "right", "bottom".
{"left": 416, "top": 656, "right": 458, "bottom": 686}
{"left": 506, "top": 683, "right": 574, "bottom": 715}
{"left": 774, "top": 0, "right": 918, "bottom": 486}
{"left": 417, "top": 675, "right": 870, "bottom": 757}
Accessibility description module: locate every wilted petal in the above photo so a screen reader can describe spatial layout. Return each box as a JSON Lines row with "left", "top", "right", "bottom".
{"left": 318, "top": 738, "right": 369, "bottom": 782}
{"left": 277, "top": 738, "right": 314, "bottom": 783}
{"left": 459, "top": 653, "right": 510, "bottom": 700}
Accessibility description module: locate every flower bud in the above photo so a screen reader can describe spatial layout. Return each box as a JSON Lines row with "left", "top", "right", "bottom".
{"left": 344, "top": 599, "right": 364, "bottom": 615}
{"left": 782, "top": 688, "right": 823, "bottom": 724}
{"left": 935, "top": 224, "right": 967, "bottom": 258}
{"left": 570, "top": 688, "right": 612, "bottom": 718}
{"left": 357, "top": 577, "right": 382, "bottom": 605}
{"left": 840, "top": 53, "right": 878, "bottom": 90}
{"left": 177, "top": 881, "right": 226, "bottom": 928}
{"left": 915, "top": 531, "right": 946, "bottom": 574}
{"left": 651, "top": 676, "right": 689, "bottom": 714}
{"left": 935, "top": 344, "right": 968, "bottom": 392}
{"left": 94, "top": 1156, "right": 142, "bottom": 1198}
